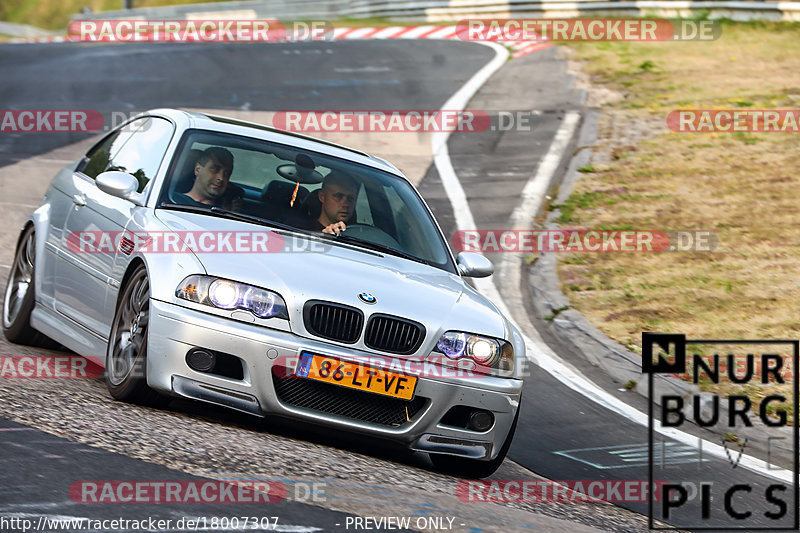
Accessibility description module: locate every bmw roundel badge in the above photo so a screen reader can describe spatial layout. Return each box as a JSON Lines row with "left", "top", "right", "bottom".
{"left": 358, "top": 293, "right": 377, "bottom": 304}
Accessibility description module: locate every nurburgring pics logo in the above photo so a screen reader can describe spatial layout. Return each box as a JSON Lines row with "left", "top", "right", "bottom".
{"left": 455, "top": 19, "right": 720, "bottom": 42}
{"left": 643, "top": 333, "right": 799, "bottom": 530}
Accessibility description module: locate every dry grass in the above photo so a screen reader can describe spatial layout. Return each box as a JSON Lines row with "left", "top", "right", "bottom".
{"left": 558, "top": 21, "right": 800, "bottom": 416}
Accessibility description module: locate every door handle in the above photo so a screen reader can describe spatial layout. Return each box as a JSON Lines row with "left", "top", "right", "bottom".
{"left": 72, "top": 194, "right": 87, "bottom": 207}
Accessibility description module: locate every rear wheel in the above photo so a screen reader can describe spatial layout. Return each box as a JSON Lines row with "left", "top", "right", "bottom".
{"left": 3, "top": 225, "right": 56, "bottom": 347}
{"left": 430, "top": 400, "right": 520, "bottom": 479}
{"left": 105, "top": 264, "right": 164, "bottom": 406}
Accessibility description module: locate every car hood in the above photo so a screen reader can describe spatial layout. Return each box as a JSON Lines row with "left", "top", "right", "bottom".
{"left": 154, "top": 210, "right": 508, "bottom": 344}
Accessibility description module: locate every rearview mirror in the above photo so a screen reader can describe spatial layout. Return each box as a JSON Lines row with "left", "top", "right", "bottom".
{"left": 96, "top": 171, "right": 145, "bottom": 206}
{"left": 456, "top": 252, "right": 494, "bottom": 278}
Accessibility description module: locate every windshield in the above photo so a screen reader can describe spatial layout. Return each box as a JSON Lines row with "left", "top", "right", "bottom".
{"left": 157, "top": 129, "right": 456, "bottom": 273}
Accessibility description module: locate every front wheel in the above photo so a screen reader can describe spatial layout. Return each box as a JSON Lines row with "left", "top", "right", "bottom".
{"left": 430, "top": 400, "right": 520, "bottom": 479}
{"left": 105, "top": 264, "right": 164, "bottom": 406}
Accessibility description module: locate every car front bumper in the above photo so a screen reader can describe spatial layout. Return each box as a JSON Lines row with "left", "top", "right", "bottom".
{"left": 147, "top": 299, "right": 522, "bottom": 461}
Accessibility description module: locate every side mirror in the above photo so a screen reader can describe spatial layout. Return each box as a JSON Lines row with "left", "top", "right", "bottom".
{"left": 96, "top": 171, "right": 145, "bottom": 206}
{"left": 456, "top": 252, "right": 494, "bottom": 278}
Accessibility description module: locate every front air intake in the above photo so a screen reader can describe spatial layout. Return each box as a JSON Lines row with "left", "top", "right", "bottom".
{"left": 303, "top": 300, "right": 364, "bottom": 343}
{"left": 364, "top": 314, "right": 425, "bottom": 355}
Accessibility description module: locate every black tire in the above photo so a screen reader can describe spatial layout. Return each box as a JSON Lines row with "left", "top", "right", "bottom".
{"left": 105, "top": 264, "right": 165, "bottom": 407}
{"left": 430, "top": 400, "right": 521, "bottom": 479}
{"left": 3, "top": 225, "right": 58, "bottom": 348}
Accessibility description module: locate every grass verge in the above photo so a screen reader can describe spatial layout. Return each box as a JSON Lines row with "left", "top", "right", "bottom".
{"left": 558, "top": 20, "right": 800, "bottom": 420}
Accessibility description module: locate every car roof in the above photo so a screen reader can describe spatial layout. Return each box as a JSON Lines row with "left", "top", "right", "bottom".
{"left": 146, "top": 108, "right": 405, "bottom": 179}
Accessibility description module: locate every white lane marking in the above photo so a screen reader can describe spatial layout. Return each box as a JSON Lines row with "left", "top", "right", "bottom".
{"left": 554, "top": 442, "right": 709, "bottom": 469}
{"left": 0, "top": 264, "right": 11, "bottom": 269}
{"left": 433, "top": 42, "right": 793, "bottom": 484}
{"left": 333, "top": 66, "right": 392, "bottom": 73}
{"left": 430, "top": 43, "right": 508, "bottom": 230}
{"left": 509, "top": 112, "right": 581, "bottom": 229}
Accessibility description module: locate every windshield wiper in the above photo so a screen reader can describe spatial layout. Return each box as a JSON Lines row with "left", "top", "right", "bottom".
{"left": 334, "top": 234, "right": 432, "bottom": 266}
{"left": 158, "top": 203, "right": 300, "bottom": 234}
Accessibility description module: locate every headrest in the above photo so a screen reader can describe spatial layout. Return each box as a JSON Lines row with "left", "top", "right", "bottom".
{"left": 174, "top": 149, "right": 204, "bottom": 194}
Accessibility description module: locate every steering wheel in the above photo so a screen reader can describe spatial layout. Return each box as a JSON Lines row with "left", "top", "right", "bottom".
{"left": 343, "top": 224, "right": 402, "bottom": 250}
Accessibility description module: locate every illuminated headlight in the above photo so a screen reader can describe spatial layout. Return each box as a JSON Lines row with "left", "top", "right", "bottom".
{"left": 435, "top": 331, "right": 514, "bottom": 372}
{"left": 176, "top": 275, "right": 288, "bottom": 319}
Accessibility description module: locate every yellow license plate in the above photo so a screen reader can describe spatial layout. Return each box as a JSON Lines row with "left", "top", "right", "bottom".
{"left": 295, "top": 352, "right": 417, "bottom": 400}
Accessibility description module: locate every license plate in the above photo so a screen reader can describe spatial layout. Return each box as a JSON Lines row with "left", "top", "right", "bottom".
{"left": 295, "top": 352, "right": 417, "bottom": 400}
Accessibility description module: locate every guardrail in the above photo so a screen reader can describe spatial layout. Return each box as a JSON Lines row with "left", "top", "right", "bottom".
{"left": 72, "top": 0, "right": 800, "bottom": 22}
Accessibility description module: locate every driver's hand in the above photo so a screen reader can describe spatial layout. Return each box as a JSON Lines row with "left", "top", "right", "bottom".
{"left": 322, "top": 221, "right": 347, "bottom": 235}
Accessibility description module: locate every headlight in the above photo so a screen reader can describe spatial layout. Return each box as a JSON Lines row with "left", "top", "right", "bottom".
{"left": 435, "top": 330, "right": 513, "bottom": 371}
{"left": 176, "top": 275, "right": 288, "bottom": 320}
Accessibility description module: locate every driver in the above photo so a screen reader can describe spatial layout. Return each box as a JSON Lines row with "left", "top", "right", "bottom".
{"left": 296, "top": 171, "right": 358, "bottom": 235}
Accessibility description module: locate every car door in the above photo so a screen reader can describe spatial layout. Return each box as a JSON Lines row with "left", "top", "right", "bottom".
{"left": 54, "top": 116, "right": 175, "bottom": 339}
{"left": 42, "top": 127, "right": 134, "bottom": 309}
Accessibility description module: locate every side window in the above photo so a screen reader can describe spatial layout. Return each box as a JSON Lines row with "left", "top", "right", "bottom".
{"left": 354, "top": 184, "right": 373, "bottom": 225}
{"left": 79, "top": 128, "right": 133, "bottom": 180}
{"left": 107, "top": 117, "right": 175, "bottom": 192}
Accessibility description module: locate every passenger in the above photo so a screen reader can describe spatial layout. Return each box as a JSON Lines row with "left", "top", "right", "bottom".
{"left": 174, "top": 147, "right": 234, "bottom": 207}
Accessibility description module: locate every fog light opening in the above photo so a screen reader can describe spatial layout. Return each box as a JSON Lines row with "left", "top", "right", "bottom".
{"left": 468, "top": 410, "right": 494, "bottom": 432}
{"left": 186, "top": 348, "right": 216, "bottom": 373}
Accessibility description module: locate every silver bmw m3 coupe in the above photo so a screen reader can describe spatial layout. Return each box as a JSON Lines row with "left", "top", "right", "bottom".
{"left": 3, "top": 108, "right": 525, "bottom": 477}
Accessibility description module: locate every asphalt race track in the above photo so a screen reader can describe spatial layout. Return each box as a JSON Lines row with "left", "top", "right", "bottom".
{"left": 1, "top": 38, "right": 796, "bottom": 532}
